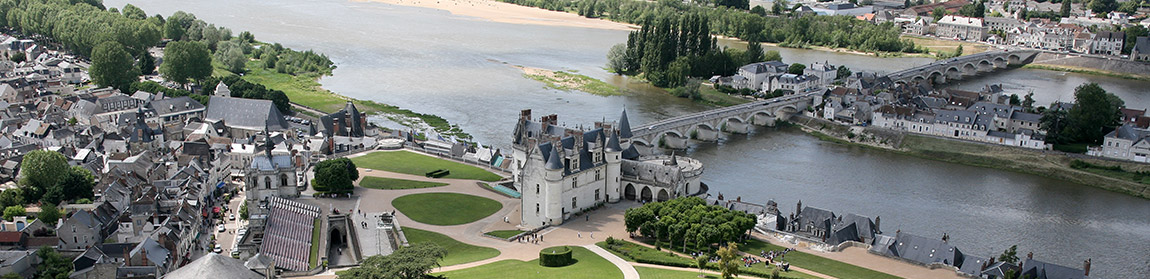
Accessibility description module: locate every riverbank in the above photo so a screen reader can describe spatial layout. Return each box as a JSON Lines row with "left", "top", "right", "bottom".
{"left": 231, "top": 60, "right": 472, "bottom": 139}
{"left": 1023, "top": 64, "right": 1150, "bottom": 82}
{"left": 355, "top": 0, "right": 635, "bottom": 30}
{"left": 790, "top": 115, "right": 1150, "bottom": 199}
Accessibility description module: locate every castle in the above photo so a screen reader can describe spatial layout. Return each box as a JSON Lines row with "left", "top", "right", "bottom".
{"left": 511, "top": 109, "right": 705, "bottom": 228}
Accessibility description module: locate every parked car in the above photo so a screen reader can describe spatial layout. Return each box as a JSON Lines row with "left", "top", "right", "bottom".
{"left": 217, "top": 225, "right": 226, "bottom": 232}
{"left": 213, "top": 244, "right": 222, "bottom": 253}
{"left": 229, "top": 214, "right": 236, "bottom": 221}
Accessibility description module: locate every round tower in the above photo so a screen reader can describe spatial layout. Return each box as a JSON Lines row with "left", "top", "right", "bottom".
{"left": 544, "top": 144, "right": 565, "bottom": 226}
{"left": 604, "top": 132, "right": 623, "bottom": 203}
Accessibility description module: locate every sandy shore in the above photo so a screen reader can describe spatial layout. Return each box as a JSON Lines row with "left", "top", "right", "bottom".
{"left": 355, "top": 0, "right": 636, "bottom": 31}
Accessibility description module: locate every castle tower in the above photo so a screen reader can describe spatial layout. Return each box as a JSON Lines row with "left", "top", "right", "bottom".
{"left": 604, "top": 131, "right": 623, "bottom": 203}
{"left": 544, "top": 144, "right": 565, "bottom": 226}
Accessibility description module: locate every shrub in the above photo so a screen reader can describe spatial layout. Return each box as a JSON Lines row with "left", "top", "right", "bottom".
{"left": 539, "top": 246, "right": 573, "bottom": 267}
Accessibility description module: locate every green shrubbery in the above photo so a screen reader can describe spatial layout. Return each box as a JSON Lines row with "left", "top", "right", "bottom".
{"left": 539, "top": 246, "right": 573, "bottom": 267}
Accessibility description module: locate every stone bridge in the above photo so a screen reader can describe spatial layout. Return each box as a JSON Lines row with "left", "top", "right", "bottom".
{"left": 885, "top": 49, "right": 1040, "bottom": 85}
{"left": 629, "top": 92, "right": 818, "bottom": 150}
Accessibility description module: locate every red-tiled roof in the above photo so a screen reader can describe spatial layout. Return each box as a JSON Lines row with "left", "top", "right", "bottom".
{"left": 0, "top": 231, "right": 24, "bottom": 243}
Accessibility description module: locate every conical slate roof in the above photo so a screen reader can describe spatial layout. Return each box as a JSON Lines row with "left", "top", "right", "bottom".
{"left": 618, "top": 108, "right": 633, "bottom": 139}
{"left": 546, "top": 144, "right": 564, "bottom": 170}
{"left": 165, "top": 253, "right": 263, "bottom": 279}
{"left": 605, "top": 132, "right": 622, "bottom": 152}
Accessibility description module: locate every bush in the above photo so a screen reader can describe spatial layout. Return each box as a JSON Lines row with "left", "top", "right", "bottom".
{"left": 539, "top": 246, "right": 573, "bottom": 267}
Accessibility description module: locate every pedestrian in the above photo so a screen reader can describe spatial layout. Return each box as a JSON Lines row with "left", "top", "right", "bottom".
{"left": 586, "top": 215, "right": 589, "bottom": 222}
{"left": 590, "top": 232, "right": 594, "bottom": 239}
{"left": 578, "top": 232, "right": 581, "bottom": 238}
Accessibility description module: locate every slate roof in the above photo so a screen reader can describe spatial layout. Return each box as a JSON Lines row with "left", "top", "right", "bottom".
{"left": 1135, "top": 36, "right": 1150, "bottom": 56}
{"left": 1107, "top": 123, "right": 1150, "bottom": 142}
{"left": 880, "top": 232, "right": 965, "bottom": 267}
{"left": 129, "top": 237, "right": 169, "bottom": 268}
{"left": 618, "top": 108, "right": 633, "bottom": 138}
{"left": 250, "top": 154, "right": 293, "bottom": 171}
{"left": 165, "top": 253, "right": 263, "bottom": 279}
{"left": 204, "top": 96, "right": 289, "bottom": 130}
{"left": 545, "top": 144, "right": 564, "bottom": 170}
{"left": 1019, "top": 258, "right": 1087, "bottom": 279}
{"left": 605, "top": 132, "right": 622, "bottom": 152}
{"left": 149, "top": 96, "right": 204, "bottom": 117}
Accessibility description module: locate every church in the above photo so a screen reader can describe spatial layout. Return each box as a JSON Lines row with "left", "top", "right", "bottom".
{"left": 511, "top": 109, "right": 705, "bottom": 228}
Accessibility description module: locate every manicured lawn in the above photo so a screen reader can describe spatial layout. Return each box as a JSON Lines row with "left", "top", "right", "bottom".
{"left": 435, "top": 246, "right": 622, "bottom": 279}
{"left": 740, "top": 239, "right": 899, "bottom": 279}
{"left": 359, "top": 176, "right": 448, "bottom": 190}
{"left": 351, "top": 151, "right": 502, "bottom": 182}
{"left": 635, "top": 266, "right": 720, "bottom": 279}
{"left": 309, "top": 218, "right": 321, "bottom": 269}
{"left": 403, "top": 227, "right": 500, "bottom": 266}
{"left": 602, "top": 240, "right": 818, "bottom": 279}
{"left": 484, "top": 230, "right": 523, "bottom": 239}
{"left": 392, "top": 193, "right": 502, "bottom": 226}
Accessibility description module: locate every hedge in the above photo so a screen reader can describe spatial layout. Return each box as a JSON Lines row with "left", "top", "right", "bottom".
{"left": 539, "top": 246, "right": 573, "bottom": 267}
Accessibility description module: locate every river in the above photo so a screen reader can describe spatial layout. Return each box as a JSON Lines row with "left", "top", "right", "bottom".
{"left": 106, "top": 0, "right": 1150, "bottom": 277}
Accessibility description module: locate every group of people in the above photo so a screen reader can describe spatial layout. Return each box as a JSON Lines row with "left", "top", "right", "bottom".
{"left": 520, "top": 233, "right": 544, "bottom": 244}
{"left": 759, "top": 248, "right": 793, "bottom": 271}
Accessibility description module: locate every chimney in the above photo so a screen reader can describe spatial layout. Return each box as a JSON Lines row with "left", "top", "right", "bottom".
{"left": 334, "top": 119, "right": 341, "bottom": 136}
{"left": 1084, "top": 259, "right": 1091, "bottom": 276}
{"left": 1027, "top": 252, "right": 1033, "bottom": 260}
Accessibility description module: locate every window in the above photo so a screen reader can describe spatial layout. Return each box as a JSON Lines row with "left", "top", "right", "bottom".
{"left": 264, "top": 177, "right": 272, "bottom": 189}
{"left": 572, "top": 177, "right": 577, "bottom": 189}
{"left": 595, "top": 170, "right": 601, "bottom": 180}
{"left": 280, "top": 174, "right": 289, "bottom": 187}
{"left": 536, "top": 184, "right": 540, "bottom": 195}
{"left": 571, "top": 197, "right": 577, "bottom": 209}
{"left": 536, "top": 203, "right": 540, "bottom": 215}
{"left": 595, "top": 189, "right": 600, "bottom": 201}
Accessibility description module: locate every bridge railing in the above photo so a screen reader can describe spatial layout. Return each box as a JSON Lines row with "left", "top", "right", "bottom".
{"left": 631, "top": 93, "right": 816, "bottom": 137}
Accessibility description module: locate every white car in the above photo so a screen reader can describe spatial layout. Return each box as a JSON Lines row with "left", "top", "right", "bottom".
{"left": 217, "top": 225, "right": 226, "bottom": 232}
{"left": 229, "top": 214, "right": 236, "bottom": 221}
{"left": 213, "top": 244, "right": 222, "bottom": 253}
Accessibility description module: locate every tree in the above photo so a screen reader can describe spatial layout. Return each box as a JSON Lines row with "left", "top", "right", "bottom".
{"left": 337, "top": 243, "right": 447, "bottom": 279}
{"left": 717, "top": 242, "right": 740, "bottom": 279}
{"left": 35, "top": 247, "right": 72, "bottom": 279}
{"left": 0, "top": 189, "right": 23, "bottom": 209}
{"left": 624, "top": 206, "right": 654, "bottom": 233}
{"left": 90, "top": 41, "right": 139, "bottom": 92}
{"left": 160, "top": 41, "right": 212, "bottom": 84}
{"left": 751, "top": 6, "right": 767, "bottom": 16}
{"left": 1009, "top": 94, "right": 1022, "bottom": 106}
{"left": 216, "top": 44, "right": 247, "bottom": 73}
{"left": 1088, "top": 0, "right": 1117, "bottom": 13}
{"left": 1118, "top": 0, "right": 1139, "bottom": 13}
{"left": 239, "top": 201, "right": 249, "bottom": 220}
{"left": 763, "top": 50, "right": 782, "bottom": 62}
{"left": 607, "top": 43, "right": 628, "bottom": 74}
{"left": 164, "top": 19, "right": 185, "bottom": 40}
{"left": 787, "top": 63, "right": 806, "bottom": 75}
{"left": 1022, "top": 92, "right": 1036, "bottom": 111}
{"left": 998, "top": 245, "right": 1019, "bottom": 264}
{"left": 60, "top": 166, "right": 96, "bottom": 202}
{"left": 17, "top": 150, "right": 67, "bottom": 203}
{"left": 933, "top": 7, "right": 948, "bottom": 21}
{"left": 746, "top": 40, "right": 765, "bottom": 63}
{"left": 312, "top": 158, "right": 358, "bottom": 193}
{"left": 8, "top": 52, "right": 24, "bottom": 63}
{"left": 139, "top": 51, "right": 156, "bottom": 75}
{"left": 2, "top": 273, "right": 21, "bottom": 279}
{"left": 954, "top": 44, "right": 964, "bottom": 57}
{"left": 836, "top": 65, "right": 852, "bottom": 80}
{"left": 695, "top": 254, "right": 708, "bottom": 276}
{"left": 1064, "top": 83, "right": 1122, "bottom": 144}
{"left": 122, "top": 4, "right": 147, "bottom": 20}
{"left": 1041, "top": 105, "right": 1070, "bottom": 144}
{"left": 267, "top": 91, "right": 291, "bottom": 114}
{"left": 1122, "top": 25, "right": 1148, "bottom": 54}
{"left": 3, "top": 206, "right": 24, "bottom": 221}
{"left": 38, "top": 203, "right": 60, "bottom": 226}
{"left": 1061, "top": 0, "right": 1072, "bottom": 17}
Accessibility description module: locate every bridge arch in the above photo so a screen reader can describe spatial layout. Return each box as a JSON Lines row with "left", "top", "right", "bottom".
{"left": 928, "top": 71, "right": 944, "bottom": 84}
{"left": 1008, "top": 54, "right": 1021, "bottom": 65}
{"left": 978, "top": 59, "right": 993, "bottom": 71}
{"left": 962, "top": 62, "right": 977, "bottom": 76}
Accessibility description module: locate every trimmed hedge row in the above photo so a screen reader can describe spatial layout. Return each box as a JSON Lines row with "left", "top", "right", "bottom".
{"left": 539, "top": 246, "right": 573, "bottom": 267}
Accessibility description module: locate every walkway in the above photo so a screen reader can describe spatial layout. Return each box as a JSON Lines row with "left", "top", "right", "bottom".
{"left": 584, "top": 244, "right": 639, "bottom": 279}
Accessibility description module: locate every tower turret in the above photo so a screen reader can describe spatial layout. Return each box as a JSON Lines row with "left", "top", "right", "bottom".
{"left": 544, "top": 144, "right": 565, "bottom": 225}
{"left": 605, "top": 132, "right": 622, "bottom": 203}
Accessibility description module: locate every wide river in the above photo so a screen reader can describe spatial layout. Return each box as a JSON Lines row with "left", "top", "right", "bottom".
{"left": 110, "top": 0, "right": 1150, "bottom": 277}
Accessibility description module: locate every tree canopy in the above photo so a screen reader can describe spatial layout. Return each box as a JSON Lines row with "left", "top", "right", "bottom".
{"left": 337, "top": 243, "right": 447, "bottom": 279}
{"left": 90, "top": 41, "right": 139, "bottom": 92}
{"left": 160, "top": 40, "right": 212, "bottom": 84}
{"left": 624, "top": 197, "right": 756, "bottom": 251}
{"left": 35, "top": 247, "right": 72, "bottom": 279}
{"left": 1063, "top": 83, "right": 1122, "bottom": 144}
{"left": 17, "top": 150, "right": 95, "bottom": 204}
{"left": 38, "top": 203, "right": 61, "bottom": 226}
{"left": 313, "top": 158, "right": 359, "bottom": 193}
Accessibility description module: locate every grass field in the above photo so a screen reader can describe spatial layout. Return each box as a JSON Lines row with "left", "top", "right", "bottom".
{"left": 523, "top": 70, "right": 623, "bottom": 96}
{"left": 484, "top": 230, "right": 524, "bottom": 239}
{"left": 351, "top": 151, "right": 502, "bottom": 182}
{"left": 392, "top": 193, "right": 503, "bottom": 225}
{"left": 901, "top": 35, "right": 989, "bottom": 57}
{"left": 698, "top": 84, "right": 753, "bottom": 107}
{"left": 606, "top": 240, "right": 818, "bottom": 279}
{"left": 436, "top": 246, "right": 622, "bottom": 279}
{"left": 231, "top": 60, "right": 472, "bottom": 139}
{"left": 359, "top": 176, "right": 448, "bottom": 190}
{"left": 740, "top": 239, "right": 898, "bottom": 279}
{"left": 635, "top": 266, "right": 720, "bottom": 279}
{"left": 403, "top": 227, "right": 500, "bottom": 266}
{"left": 309, "top": 218, "right": 321, "bottom": 269}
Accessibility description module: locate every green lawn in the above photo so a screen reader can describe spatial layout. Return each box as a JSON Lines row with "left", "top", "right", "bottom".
{"left": 698, "top": 84, "right": 752, "bottom": 107}
{"left": 403, "top": 227, "right": 500, "bottom": 266}
{"left": 435, "top": 246, "right": 622, "bottom": 279}
{"left": 484, "top": 230, "right": 524, "bottom": 239}
{"left": 392, "top": 193, "right": 503, "bottom": 226}
{"left": 740, "top": 239, "right": 899, "bottom": 279}
{"left": 351, "top": 151, "right": 502, "bottom": 182}
{"left": 602, "top": 240, "right": 817, "bottom": 279}
{"left": 359, "top": 176, "right": 448, "bottom": 190}
{"left": 309, "top": 218, "right": 321, "bottom": 269}
{"left": 635, "top": 266, "right": 720, "bottom": 279}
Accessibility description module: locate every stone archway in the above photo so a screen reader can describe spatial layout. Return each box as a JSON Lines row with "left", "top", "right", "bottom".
{"left": 640, "top": 186, "right": 653, "bottom": 202}
{"left": 624, "top": 183, "right": 636, "bottom": 201}
{"left": 330, "top": 227, "right": 345, "bottom": 247}
{"left": 657, "top": 189, "right": 669, "bottom": 202}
